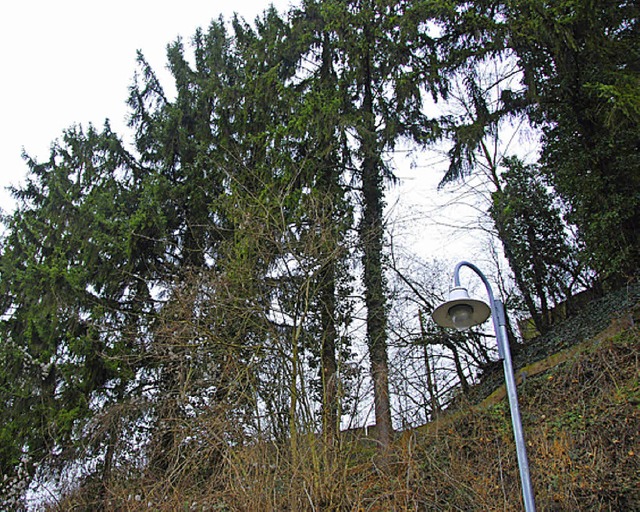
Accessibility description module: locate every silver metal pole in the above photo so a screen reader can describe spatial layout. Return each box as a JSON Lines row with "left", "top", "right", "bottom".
{"left": 494, "top": 300, "right": 536, "bottom": 512}
{"left": 453, "top": 262, "right": 536, "bottom": 512}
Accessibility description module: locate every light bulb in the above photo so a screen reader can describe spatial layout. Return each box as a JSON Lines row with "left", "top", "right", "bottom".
{"left": 448, "top": 304, "right": 474, "bottom": 331}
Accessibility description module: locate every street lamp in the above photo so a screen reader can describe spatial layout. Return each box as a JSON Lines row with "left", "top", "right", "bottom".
{"left": 432, "top": 261, "right": 536, "bottom": 512}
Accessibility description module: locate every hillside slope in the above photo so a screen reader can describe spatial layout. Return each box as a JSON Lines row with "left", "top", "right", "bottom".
{"left": 52, "top": 292, "right": 640, "bottom": 511}
{"left": 406, "top": 300, "right": 640, "bottom": 511}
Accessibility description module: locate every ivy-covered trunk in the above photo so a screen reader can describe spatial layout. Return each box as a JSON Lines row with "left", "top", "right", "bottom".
{"left": 360, "top": 37, "right": 393, "bottom": 449}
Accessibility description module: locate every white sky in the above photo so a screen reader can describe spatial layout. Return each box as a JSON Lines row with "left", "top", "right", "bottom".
{"left": 0, "top": 0, "right": 295, "bottom": 211}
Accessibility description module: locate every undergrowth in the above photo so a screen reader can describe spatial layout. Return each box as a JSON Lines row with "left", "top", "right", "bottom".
{"left": 51, "top": 312, "right": 639, "bottom": 511}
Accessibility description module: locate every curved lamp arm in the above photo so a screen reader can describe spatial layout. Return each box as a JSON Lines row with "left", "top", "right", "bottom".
{"left": 452, "top": 261, "right": 506, "bottom": 359}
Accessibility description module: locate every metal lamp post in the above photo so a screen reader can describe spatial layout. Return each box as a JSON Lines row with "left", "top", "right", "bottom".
{"left": 432, "top": 261, "right": 536, "bottom": 512}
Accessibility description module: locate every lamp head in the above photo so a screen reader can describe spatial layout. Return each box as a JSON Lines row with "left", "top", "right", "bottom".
{"left": 431, "top": 286, "right": 491, "bottom": 331}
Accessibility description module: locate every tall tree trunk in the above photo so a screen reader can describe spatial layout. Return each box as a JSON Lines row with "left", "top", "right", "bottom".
{"left": 317, "top": 31, "right": 340, "bottom": 443}
{"left": 360, "top": 39, "right": 392, "bottom": 450}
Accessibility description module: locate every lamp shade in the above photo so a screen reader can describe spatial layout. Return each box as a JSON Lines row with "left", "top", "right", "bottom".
{"left": 431, "top": 286, "right": 491, "bottom": 330}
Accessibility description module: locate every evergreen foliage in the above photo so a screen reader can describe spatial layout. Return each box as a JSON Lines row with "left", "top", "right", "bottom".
{"left": 490, "top": 157, "right": 583, "bottom": 332}
{"left": 432, "top": 0, "right": 640, "bottom": 284}
{"left": 0, "top": 124, "right": 153, "bottom": 501}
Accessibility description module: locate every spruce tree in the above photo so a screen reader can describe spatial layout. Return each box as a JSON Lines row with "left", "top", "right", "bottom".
{"left": 0, "top": 124, "right": 152, "bottom": 503}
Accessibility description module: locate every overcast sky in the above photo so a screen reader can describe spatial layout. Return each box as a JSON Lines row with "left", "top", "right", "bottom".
{"left": 0, "top": 0, "right": 294, "bottom": 211}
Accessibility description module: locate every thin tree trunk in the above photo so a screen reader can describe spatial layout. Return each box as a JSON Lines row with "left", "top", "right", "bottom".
{"left": 319, "top": 263, "right": 338, "bottom": 442}
{"left": 419, "top": 310, "right": 441, "bottom": 419}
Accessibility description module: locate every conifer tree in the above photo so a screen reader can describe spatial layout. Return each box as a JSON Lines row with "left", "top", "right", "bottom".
{"left": 490, "top": 157, "right": 581, "bottom": 332}
{"left": 288, "top": 0, "right": 356, "bottom": 442}
{"left": 310, "top": 0, "right": 437, "bottom": 450}
{"left": 0, "top": 124, "right": 153, "bottom": 503}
